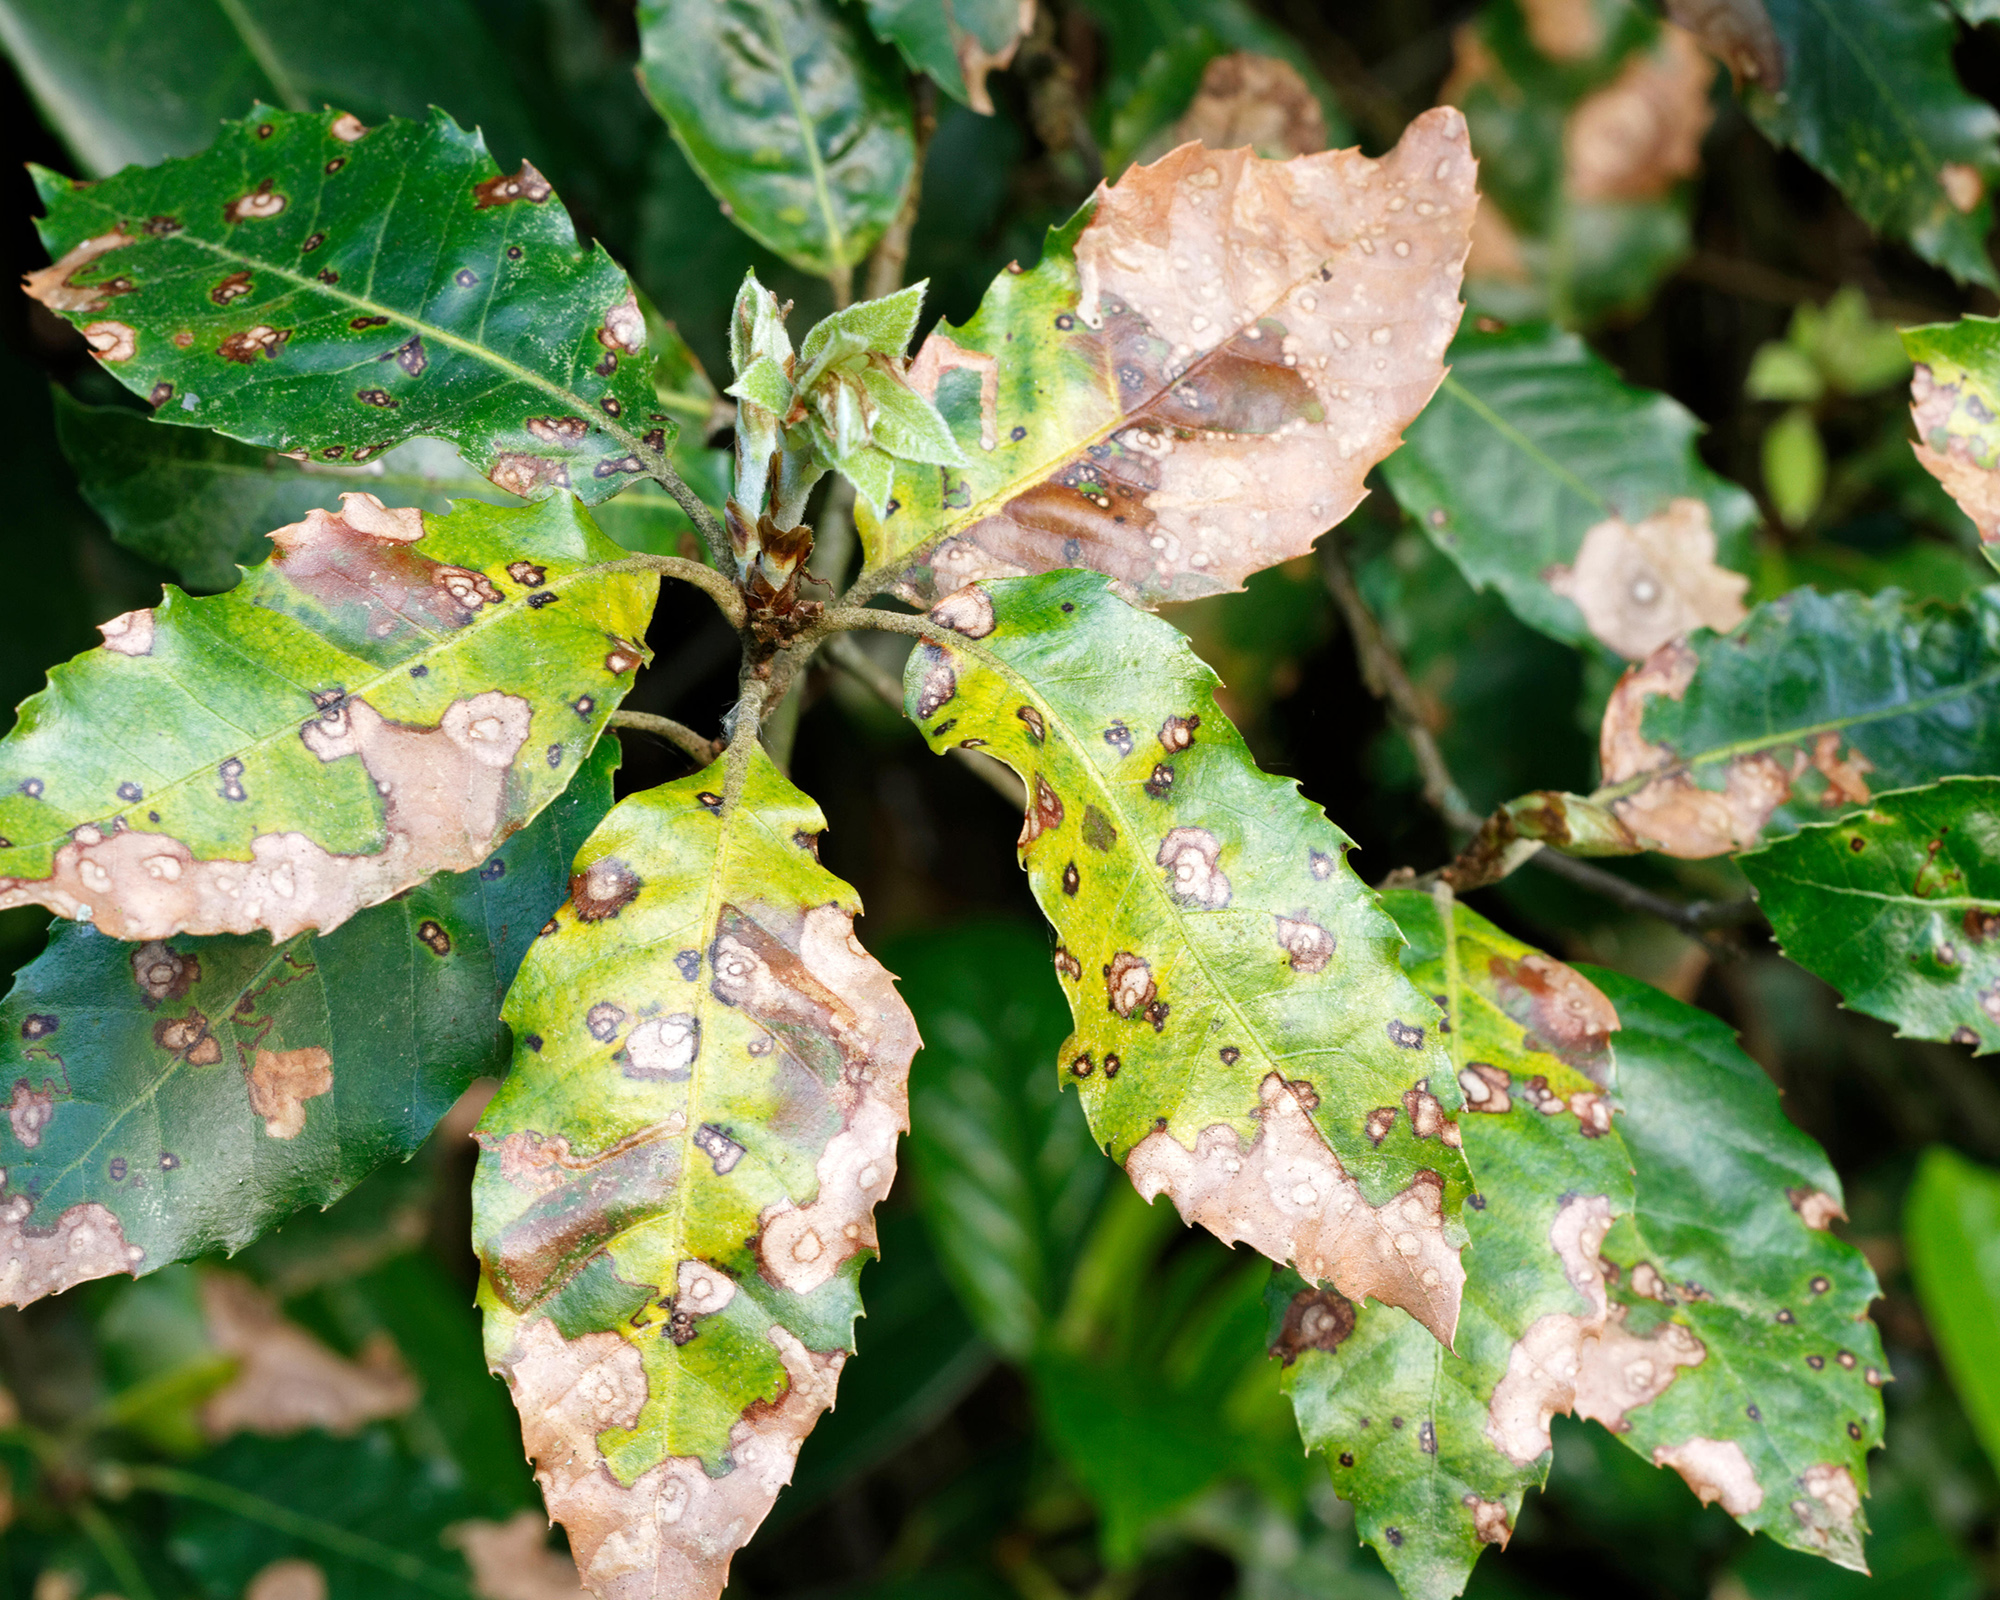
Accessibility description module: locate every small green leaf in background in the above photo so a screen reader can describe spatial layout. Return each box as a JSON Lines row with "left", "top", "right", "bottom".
{"left": 0, "top": 738, "right": 615, "bottom": 1308}
{"left": 1383, "top": 323, "right": 1757, "bottom": 660}
{"left": 1283, "top": 889, "right": 1631, "bottom": 1600}
{"left": 1906, "top": 1145, "right": 2000, "bottom": 1480}
{"left": 888, "top": 921, "right": 1107, "bottom": 1360}
{"left": 0, "top": 492, "right": 652, "bottom": 940}
{"left": 904, "top": 571, "right": 1472, "bottom": 1344}
{"left": 1748, "top": 0, "right": 2000, "bottom": 290}
{"left": 1741, "top": 777, "right": 2000, "bottom": 1053}
{"left": 859, "top": 0, "right": 1032, "bottom": 113}
{"left": 26, "top": 108, "right": 672, "bottom": 503}
{"left": 638, "top": 0, "right": 916, "bottom": 281}
{"left": 475, "top": 745, "right": 919, "bottom": 1597}
{"left": 1903, "top": 313, "right": 2000, "bottom": 569}
{"left": 1583, "top": 967, "right": 1884, "bottom": 1569}
{"left": 1765, "top": 406, "right": 1828, "bottom": 528}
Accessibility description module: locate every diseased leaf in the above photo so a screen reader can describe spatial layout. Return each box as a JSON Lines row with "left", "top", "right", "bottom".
{"left": 1905, "top": 1146, "right": 2000, "bottom": 1481}
{"left": 1167, "top": 52, "right": 1329, "bottom": 160}
{"left": 1904, "top": 316, "right": 2000, "bottom": 573}
{"left": 1666, "top": 0, "right": 1785, "bottom": 87}
{"left": 637, "top": 0, "right": 916, "bottom": 279}
{"left": 1282, "top": 889, "right": 1630, "bottom": 1600}
{"left": 25, "top": 107, "right": 675, "bottom": 504}
{"left": 1589, "top": 588, "right": 2000, "bottom": 858}
{"left": 0, "top": 492, "right": 652, "bottom": 940}
{"left": 1746, "top": 0, "right": 2000, "bottom": 289}
{"left": 0, "top": 738, "right": 616, "bottom": 1308}
{"left": 890, "top": 921, "right": 1107, "bottom": 1359}
{"left": 1740, "top": 778, "right": 2000, "bottom": 1053}
{"left": 856, "top": 107, "right": 1477, "bottom": 606}
{"left": 474, "top": 745, "right": 919, "bottom": 1600}
{"left": 859, "top": 0, "right": 1033, "bottom": 114}
{"left": 1382, "top": 323, "right": 1756, "bottom": 655}
{"left": 1580, "top": 967, "right": 1884, "bottom": 1570}
{"left": 902, "top": 570, "right": 1472, "bottom": 1344}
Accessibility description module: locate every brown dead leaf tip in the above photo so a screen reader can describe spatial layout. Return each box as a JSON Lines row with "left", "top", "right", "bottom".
{"left": 6, "top": 1079, "right": 55, "bottom": 1148}
{"left": 23, "top": 228, "right": 138, "bottom": 314}
{"left": 1271, "top": 1286, "right": 1357, "bottom": 1364}
{"left": 131, "top": 940, "right": 199, "bottom": 1002}
{"left": 1276, "top": 914, "right": 1334, "bottom": 973}
{"left": 1105, "top": 952, "right": 1157, "bottom": 1018}
{"left": 1547, "top": 499, "right": 1747, "bottom": 661}
{"left": 475, "top": 161, "right": 554, "bottom": 208}
{"left": 1788, "top": 1187, "right": 1845, "bottom": 1230}
{"left": 1652, "top": 1438, "right": 1763, "bottom": 1517}
{"left": 914, "top": 644, "right": 958, "bottom": 720}
{"left": 1158, "top": 827, "right": 1231, "bottom": 908}
{"left": 571, "top": 858, "right": 641, "bottom": 923}
{"left": 929, "top": 586, "right": 996, "bottom": 637}
{"left": 247, "top": 1047, "right": 334, "bottom": 1138}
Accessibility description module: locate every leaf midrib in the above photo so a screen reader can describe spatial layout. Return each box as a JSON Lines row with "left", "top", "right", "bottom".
{"left": 752, "top": 0, "right": 848, "bottom": 270}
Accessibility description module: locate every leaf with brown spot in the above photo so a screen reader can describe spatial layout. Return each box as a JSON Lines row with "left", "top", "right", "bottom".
{"left": 856, "top": 107, "right": 1477, "bottom": 607}
{"left": 1904, "top": 315, "right": 2000, "bottom": 573}
{"left": 904, "top": 571, "right": 1473, "bottom": 1344}
{"left": 476, "top": 745, "right": 918, "bottom": 1600}
{"left": 1168, "top": 53, "right": 1329, "bottom": 159}
{"left": 1545, "top": 498, "right": 1749, "bottom": 661}
{"left": 858, "top": 0, "right": 1033, "bottom": 115}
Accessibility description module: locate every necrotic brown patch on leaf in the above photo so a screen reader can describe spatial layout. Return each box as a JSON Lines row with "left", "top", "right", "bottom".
{"left": 571, "top": 858, "right": 641, "bottom": 923}
{"left": 246, "top": 1047, "right": 333, "bottom": 1139}
{"left": 0, "top": 1197, "right": 141, "bottom": 1305}
{"left": 22, "top": 228, "right": 137, "bottom": 313}
{"left": 1546, "top": 499, "right": 1747, "bottom": 661}
{"left": 1104, "top": 951, "right": 1157, "bottom": 1018}
{"left": 1271, "top": 1286, "right": 1357, "bottom": 1364}
{"left": 1487, "top": 952, "right": 1618, "bottom": 1084}
{"left": 6, "top": 1078, "right": 55, "bottom": 1148}
{"left": 130, "top": 940, "right": 199, "bottom": 1001}
{"left": 1651, "top": 1436, "right": 1762, "bottom": 1515}
{"left": 1486, "top": 1193, "right": 1617, "bottom": 1464}
{"left": 1157, "top": 827, "right": 1231, "bottom": 908}
{"left": 475, "top": 162, "right": 554, "bottom": 208}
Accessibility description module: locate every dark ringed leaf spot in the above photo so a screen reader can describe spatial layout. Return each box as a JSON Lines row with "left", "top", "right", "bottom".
{"left": 1386, "top": 1019, "right": 1424, "bottom": 1049}
{"left": 417, "top": 920, "right": 451, "bottom": 956}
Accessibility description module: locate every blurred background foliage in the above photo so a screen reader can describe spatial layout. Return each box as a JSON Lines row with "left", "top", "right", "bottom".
{"left": 4, "top": 0, "right": 2000, "bottom": 1597}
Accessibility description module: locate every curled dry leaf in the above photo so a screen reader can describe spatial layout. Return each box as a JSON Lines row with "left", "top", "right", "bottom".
{"left": 1546, "top": 497, "right": 1748, "bottom": 660}
{"left": 905, "top": 573, "right": 1473, "bottom": 1344}
{"left": 198, "top": 1269, "right": 416, "bottom": 1439}
{"left": 0, "top": 492, "right": 653, "bottom": 940}
{"left": 859, "top": 107, "right": 1476, "bottom": 606}
{"left": 1169, "top": 53, "right": 1328, "bottom": 160}
{"left": 1565, "top": 28, "right": 1717, "bottom": 204}
{"left": 475, "top": 747, "right": 917, "bottom": 1600}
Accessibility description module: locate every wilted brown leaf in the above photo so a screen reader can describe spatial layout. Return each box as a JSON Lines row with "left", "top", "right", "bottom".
{"left": 1521, "top": 0, "right": 1604, "bottom": 61}
{"left": 245, "top": 1560, "right": 328, "bottom": 1600}
{"left": 1566, "top": 27, "right": 1716, "bottom": 203}
{"left": 446, "top": 1513, "right": 585, "bottom": 1600}
{"left": 1169, "top": 53, "right": 1327, "bottom": 159}
{"left": 1546, "top": 497, "right": 1748, "bottom": 659}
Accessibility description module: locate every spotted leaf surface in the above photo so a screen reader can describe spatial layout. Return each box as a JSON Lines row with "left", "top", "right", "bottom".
{"left": 1741, "top": 778, "right": 2000, "bottom": 1055}
{"left": 25, "top": 107, "right": 674, "bottom": 503}
{"left": 1280, "top": 890, "right": 1630, "bottom": 1600}
{"left": 858, "top": 0, "right": 1031, "bottom": 114}
{"left": 1381, "top": 324, "right": 1756, "bottom": 656}
{"left": 1585, "top": 587, "right": 2000, "bottom": 859}
{"left": 1904, "top": 316, "right": 2000, "bottom": 573}
{"left": 1581, "top": 967, "right": 1883, "bottom": 1571}
{"left": 637, "top": 0, "right": 916, "bottom": 278}
{"left": 0, "top": 738, "right": 616, "bottom": 1310}
{"left": 903, "top": 570, "right": 1471, "bottom": 1344}
{"left": 855, "top": 107, "right": 1477, "bottom": 607}
{"left": 1747, "top": 0, "right": 2000, "bottom": 289}
{"left": 474, "top": 746, "right": 918, "bottom": 1600}
{"left": 0, "top": 491, "right": 654, "bottom": 940}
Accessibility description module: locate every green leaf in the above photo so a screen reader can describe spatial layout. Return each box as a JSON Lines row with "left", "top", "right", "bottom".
{"left": 473, "top": 744, "right": 919, "bottom": 1597}
{"left": 25, "top": 107, "right": 675, "bottom": 504}
{"left": 1282, "top": 889, "right": 1630, "bottom": 1600}
{"left": 1765, "top": 407, "right": 1828, "bottom": 529}
{"left": 1747, "top": 0, "right": 2000, "bottom": 289}
{"left": 1903, "top": 314, "right": 2000, "bottom": 571}
{"left": 1381, "top": 323, "right": 1757, "bottom": 658}
{"left": 0, "top": 491, "right": 654, "bottom": 939}
{"left": 1906, "top": 1145, "right": 2000, "bottom": 1481}
{"left": 637, "top": 0, "right": 916, "bottom": 279}
{"left": 0, "top": 737, "right": 616, "bottom": 1309}
{"left": 855, "top": 107, "right": 1478, "bottom": 606}
{"left": 1740, "top": 778, "right": 2000, "bottom": 1053}
{"left": 887, "top": 920, "right": 1108, "bottom": 1359}
{"left": 1581, "top": 966, "right": 1884, "bottom": 1571}
{"left": 857, "top": 0, "right": 1031, "bottom": 113}
{"left": 1589, "top": 586, "right": 2000, "bottom": 858}
{"left": 0, "top": 0, "right": 542, "bottom": 181}
{"left": 902, "top": 570, "right": 1472, "bottom": 1344}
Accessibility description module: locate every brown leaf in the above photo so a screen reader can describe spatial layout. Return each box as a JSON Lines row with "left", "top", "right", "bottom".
{"left": 245, "top": 1560, "right": 329, "bottom": 1600}
{"left": 1546, "top": 497, "right": 1748, "bottom": 660}
{"left": 1521, "top": 0, "right": 1604, "bottom": 60}
{"left": 1665, "top": 0, "right": 1785, "bottom": 87}
{"left": 445, "top": 1513, "right": 585, "bottom": 1600}
{"left": 1565, "top": 28, "right": 1716, "bottom": 203}
{"left": 197, "top": 1270, "right": 416, "bottom": 1439}
{"left": 1168, "top": 53, "right": 1327, "bottom": 160}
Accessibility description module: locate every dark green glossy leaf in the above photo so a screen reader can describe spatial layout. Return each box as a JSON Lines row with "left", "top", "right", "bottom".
{"left": 1582, "top": 966, "right": 1884, "bottom": 1571}
{"left": 1747, "top": 0, "right": 2000, "bottom": 289}
{"left": 26, "top": 108, "right": 676, "bottom": 503}
{"left": 858, "top": 0, "right": 1030, "bottom": 113}
{"left": 0, "top": 0, "right": 540, "bottom": 179}
{"left": 903, "top": 571, "right": 1472, "bottom": 1344}
{"left": 0, "top": 491, "right": 652, "bottom": 939}
{"left": 0, "top": 738, "right": 615, "bottom": 1308}
{"left": 1905, "top": 1145, "right": 2000, "bottom": 1481}
{"left": 637, "top": 0, "right": 916, "bottom": 279}
{"left": 889, "top": 921, "right": 1106, "bottom": 1359}
{"left": 1381, "top": 324, "right": 1756, "bottom": 658}
{"left": 1283, "top": 890, "right": 1630, "bottom": 1600}
{"left": 475, "top": 745, "right": 918, "bottom": 1598}
{"left": 1740, "top": 778, "right": 2000, "bottom": 1053}
{"left": 856, "top": 109, "right": 1476, "bottom": 605}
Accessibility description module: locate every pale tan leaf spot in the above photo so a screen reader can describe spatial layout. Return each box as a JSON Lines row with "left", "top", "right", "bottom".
{"left": 197, "top": 1271, "right": 415, "bottom": 1438}
{"left": 6, "top": 1078, "right": 55, "bottom": 1148}
{"left": 1521, "top": 0, "right": 1603, "bottom": 59}
{"left": 97, "top": 608, "right": 155, "bottom": 656}
{"left": 1789, "top": 1186, "right": 1846, "bottom": 1230}
{"left": 1485, "top": 1193, "right": 1615, "bottom": 1463}
{"left": 1572, "top": 1308, "right": 1707, "bottom": 1427}
{"left": 0, "top": 1198, "right": 142, "bottom": 1306}
{"left": 247, "top": 1047, "right": 333, "bottom": 1139}
{"left": 1547, "top": 498, "right": 1748, "bottom": 660}
{"left": 22, "top": 229, "right": 138, "bottom": 314}
{"left": 1653, "top": 1437, "right": 1763, "bottom": 1515}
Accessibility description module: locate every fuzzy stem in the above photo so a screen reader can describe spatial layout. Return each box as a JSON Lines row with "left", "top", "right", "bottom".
{"left": 600, "top": 552, "right": 748, "bottom": 630}
{"left": 608, "top": 709, "right": 719, "bottom": 766}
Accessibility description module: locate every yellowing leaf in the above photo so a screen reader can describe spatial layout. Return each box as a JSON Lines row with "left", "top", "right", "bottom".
{"left": 857, "top": 108, "right": 1476, "bottom": 605}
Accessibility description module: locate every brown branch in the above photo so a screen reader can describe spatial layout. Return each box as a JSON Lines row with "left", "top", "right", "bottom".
{"left": 1522, "top": 849, "right": 1763, "bottom": 938}
{"left": 607, "top": 710, "right": 719, "bottom": 767}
